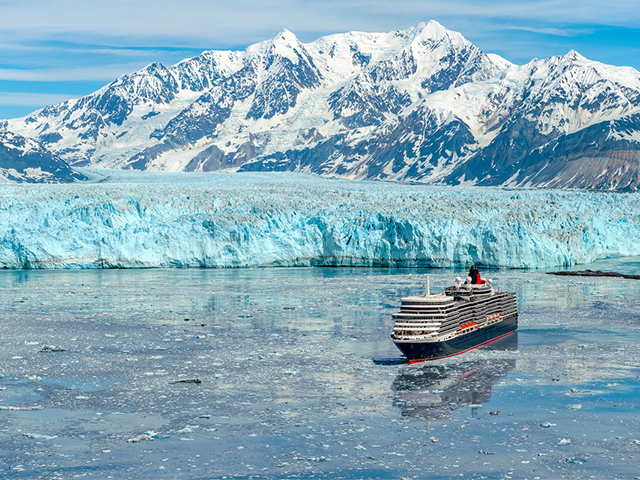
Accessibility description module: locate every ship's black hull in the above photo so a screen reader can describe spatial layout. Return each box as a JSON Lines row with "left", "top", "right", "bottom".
{"left": 394, "top": 315, "right": 518, "bottom": 363}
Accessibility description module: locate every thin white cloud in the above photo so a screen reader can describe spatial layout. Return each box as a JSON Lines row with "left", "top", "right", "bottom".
{"left": 0, "top": 63, "right": 152, "bottom": 82}
{"left": 503, "top": 26, "right": 595, "bottom": 37}
{"left": 0, "top": 0, "right": 635, "bottom": 48}
{"left": 0, "top": 92, "right": 78, "bottom": 107}
{"left": 0, "top": 42, "right": 195, "bottom": 58}
{"left": 357, "top": 0, "right": 640, "bottom": 25}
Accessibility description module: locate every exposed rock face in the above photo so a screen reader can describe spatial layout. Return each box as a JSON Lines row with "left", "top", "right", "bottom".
{"left": 4, "top": 22, "right": 640, "bottom": 190}
{"left": 0, "top": 131, "right": 85, "bottom": 183}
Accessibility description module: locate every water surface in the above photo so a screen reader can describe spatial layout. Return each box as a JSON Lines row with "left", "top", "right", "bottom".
{"left": 1, "top": 261, "right": 639, "bottom": 478}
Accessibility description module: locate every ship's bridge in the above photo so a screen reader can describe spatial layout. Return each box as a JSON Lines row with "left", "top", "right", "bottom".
{"left": 444, "top": 283, "right": 493, "bottom": 297}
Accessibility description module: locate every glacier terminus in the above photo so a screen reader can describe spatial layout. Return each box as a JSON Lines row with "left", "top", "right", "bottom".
{"left": 1, "top": 170, "right": 639, "bottom": 270}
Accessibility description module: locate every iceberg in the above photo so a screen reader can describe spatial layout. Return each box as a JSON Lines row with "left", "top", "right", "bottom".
{"left": 1, "top": 169, "right": 639, "bottom": 269}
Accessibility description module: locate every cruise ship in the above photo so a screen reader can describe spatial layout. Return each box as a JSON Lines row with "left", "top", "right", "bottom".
{"left": 391, "top": 266, "right": 518, "bottom": 363}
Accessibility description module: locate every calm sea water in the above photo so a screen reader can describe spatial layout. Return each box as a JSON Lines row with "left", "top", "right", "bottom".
{"left": 1, "top": 260, "right": 639, "bottom": 479}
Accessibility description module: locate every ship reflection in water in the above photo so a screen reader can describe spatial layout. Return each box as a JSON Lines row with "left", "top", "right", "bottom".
{"left": 391, "top": 333, "right": 518, "bottom": 421}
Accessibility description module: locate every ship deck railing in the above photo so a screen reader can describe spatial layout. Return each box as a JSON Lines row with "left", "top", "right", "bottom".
{"left": 392, "top": 314, "right": 515, "bottom": 342}
{"left": 392, "top": 323, "right": 441, "bottom": 328}
{"left": 390, "top": 332, "right": 439, "bottom": 341}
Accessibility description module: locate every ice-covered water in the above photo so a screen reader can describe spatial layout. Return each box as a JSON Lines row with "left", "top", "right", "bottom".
{"left": 2, "top": 170, "right": 640, "bottom": 269}
{"left": 1, "top": 259, "right": 639, "bottom": 478}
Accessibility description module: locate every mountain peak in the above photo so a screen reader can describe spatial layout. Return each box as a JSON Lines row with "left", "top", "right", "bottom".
{"left": 562, "top": 49, "right": 587, "bottom": 63}
{"left": 246, "top": 28, "right": 304, "bottom": 63}
{"left": 410, "top": 20, "right": 468, "bottom": 49}
{"left": 416, "top": 20, "right": 448, "bottom": 38}
{"left": 274, "top": 28, "right": 298, "bottom": 44}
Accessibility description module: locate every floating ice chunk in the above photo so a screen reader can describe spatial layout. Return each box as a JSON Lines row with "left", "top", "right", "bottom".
{"left": 23, "top": 433, "right": 58, "bottom": 440}
{"left": 127, "top": 431, "right": 169, "bottom": 442}
{"left": 540, "top": 422, "right": 557, "bottom": 428}
{"left": 39, "top": 345, "right": 66, "bottom": 353}
{"left": 0, "top": 405, "right": 43, "bottom": 411}
{"left": 558, "top": 438, "right": 572, "bottom": 445}
{"left": 568, "top": 404, "right": 582, "bottom": 410}
{"left": 177, "top": 425, "right": 199, "bottom": 434}
{"left": 169, "top": 379, "right": 201, "bottom": 384}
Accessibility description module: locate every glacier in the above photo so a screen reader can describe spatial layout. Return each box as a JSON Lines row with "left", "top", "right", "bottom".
{"left": 1, "top": 169, "right": 640, "bottom": 269}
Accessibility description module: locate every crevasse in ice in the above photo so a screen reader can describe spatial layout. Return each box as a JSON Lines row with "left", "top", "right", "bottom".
{"left": 1, "top": 171, "right": 639, "bottom": 269}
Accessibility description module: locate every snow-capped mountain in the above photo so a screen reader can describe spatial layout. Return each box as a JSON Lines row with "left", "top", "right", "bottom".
{"left": 0, "top": 131, "right": 85, "bottom": 183}
{"left": 4, "top": 21, "right": 640, "bottom": 190}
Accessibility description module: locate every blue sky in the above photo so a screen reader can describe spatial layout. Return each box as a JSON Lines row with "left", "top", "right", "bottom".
{"left": 1, "top": 0, "right": 639, "bottom": 119}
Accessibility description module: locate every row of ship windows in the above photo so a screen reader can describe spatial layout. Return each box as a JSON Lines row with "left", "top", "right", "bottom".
{"left": 397, "top": 298, "right": 516, "bottom": 315}
{"left": 395, "top": 307, "right": 509, "bottom": 322}
{"left": 394, "top": 311, "right": 517, "bottom": 336}
{"left": 399, "top": 311, "right": 451, "bottom": 315}
{"left": 394, "top": 314, "right": 514, "bottom": 336}
{"left": 401, "top": 296, "right": 514, "bottom": 312}
{"left": 394, "top": 306, "right": 515, "bottom": 325}
{"left": 393, "top": 313, "right": 515, "bottom": 337}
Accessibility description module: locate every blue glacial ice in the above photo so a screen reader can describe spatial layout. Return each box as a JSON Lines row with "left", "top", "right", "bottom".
{"left": 1, "top": 169, "right": 640, "bottom": 269}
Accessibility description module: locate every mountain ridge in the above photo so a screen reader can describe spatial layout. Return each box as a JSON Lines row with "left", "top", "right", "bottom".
{"left": 2, "top": 20, "right": 640, "bottom": 189}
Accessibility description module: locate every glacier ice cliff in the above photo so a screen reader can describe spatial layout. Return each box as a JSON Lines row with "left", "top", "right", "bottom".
{"left": 1, "top": 170, "right": 640, "bottom": 269}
